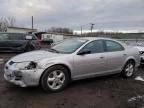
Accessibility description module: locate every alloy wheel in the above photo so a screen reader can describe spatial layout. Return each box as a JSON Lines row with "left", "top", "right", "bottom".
{"left": 125, "top": 63, "right": 134, "bottom": 77}
{"left": 47, "top": 70, "right": 65, "bottom": 90}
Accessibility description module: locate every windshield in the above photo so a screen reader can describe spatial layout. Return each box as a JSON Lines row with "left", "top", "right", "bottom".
{"left": 50, "top": 39, "right": 88, "bottom": 54}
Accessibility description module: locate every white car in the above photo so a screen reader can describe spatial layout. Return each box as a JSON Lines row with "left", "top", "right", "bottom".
{"left": 4, "top": 37, "right": 140, "bottom": 92}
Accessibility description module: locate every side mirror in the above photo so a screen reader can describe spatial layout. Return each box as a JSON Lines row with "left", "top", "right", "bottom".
{"left": 26, "top": 35, "right": 33, "bottom": 40}
{"left": 77, "top": 49, "right": 91, "bottom": 55}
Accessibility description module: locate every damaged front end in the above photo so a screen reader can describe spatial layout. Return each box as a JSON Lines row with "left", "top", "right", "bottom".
{"left": 4, "top": 60, "right": 44, "bottom": 87}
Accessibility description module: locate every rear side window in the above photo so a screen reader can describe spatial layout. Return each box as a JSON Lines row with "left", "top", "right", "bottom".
{"left": 9, "top": 33, "right": 25, "bottom": 40}
{"left": 0, "top": 33, "right": 25, "bottom": 40}
{"left": 82, "top": 40, "right": 104, "bottom": 54}
{"left": 0, "top": 34, "right": 9, "bottom": 40}
{"left": 105, "top": 40, "right": 124, "bottom": 52}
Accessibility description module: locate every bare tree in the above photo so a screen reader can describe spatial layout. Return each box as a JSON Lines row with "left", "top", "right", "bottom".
{"left": 0, "top": 16, "right": 16, "bottom": 32}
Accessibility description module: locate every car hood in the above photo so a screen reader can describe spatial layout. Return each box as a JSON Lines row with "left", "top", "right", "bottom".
{"left": 10, "top": 50, "right": 65, "bottom": 62}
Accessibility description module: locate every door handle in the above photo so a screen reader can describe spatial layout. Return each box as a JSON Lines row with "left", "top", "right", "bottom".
{"left": 123, "top": 54, "right": 127, "bottom": 56}
{"left": 100, "top": 56, "right": 104, "bottom": 59}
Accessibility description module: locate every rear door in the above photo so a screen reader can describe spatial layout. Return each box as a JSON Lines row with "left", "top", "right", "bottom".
{"left": 104, "top": 40, "right": 127, "bottom": 72}
{"left": 8, "top": 33, "right": 27, "bottom": 50}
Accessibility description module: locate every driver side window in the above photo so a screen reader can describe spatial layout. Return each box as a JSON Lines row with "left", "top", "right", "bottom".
{"left": 82, "top": 40, "right": 104, "bottom": 54}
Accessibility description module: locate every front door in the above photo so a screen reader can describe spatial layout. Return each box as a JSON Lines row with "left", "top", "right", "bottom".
{"left": 73, "top": 40, "right": 107, "bottom": 79}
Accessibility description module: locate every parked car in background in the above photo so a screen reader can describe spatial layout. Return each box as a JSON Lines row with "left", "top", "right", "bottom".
{"left": 4, "top": 37, "right": 140, "bottom": 92}
{"left": 129, "top": 43, "right": 144, "bottom": 64}
{"left": 0, "top": 33, "right": 41, "bottom": 52}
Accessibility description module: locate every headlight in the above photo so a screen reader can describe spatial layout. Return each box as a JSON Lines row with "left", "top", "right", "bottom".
{"left": 14, "top": 61, "right": 37, "bottom": 70}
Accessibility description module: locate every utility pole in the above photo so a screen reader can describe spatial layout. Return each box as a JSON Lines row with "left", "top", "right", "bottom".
{"left": 81, "top": 25, "right": 82, "bottom": 36}
{"left": 32, "top": 16, "right": 34, "bottom": 29}
{"left": 90, "top": 23, "right": 95, "bottom": 32}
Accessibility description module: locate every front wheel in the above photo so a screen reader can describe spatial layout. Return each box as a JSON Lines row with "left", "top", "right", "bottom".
{"left": 41, "top": 65, "right": 70, "bottom": 92}
{"left": 121, "top": 61, "right": 135, "bottom": 78}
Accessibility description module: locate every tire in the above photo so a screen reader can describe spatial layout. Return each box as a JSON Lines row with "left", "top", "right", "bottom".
{"left": 121, "top": 61, "right": 135, "bottom": 78}
{"left": 41, "top": 65, "right": 70, "bottom": 92}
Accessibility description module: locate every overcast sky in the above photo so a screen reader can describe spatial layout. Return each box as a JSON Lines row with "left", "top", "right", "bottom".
{"left": 1, "top": 0, "right": 144, "bottom": 31}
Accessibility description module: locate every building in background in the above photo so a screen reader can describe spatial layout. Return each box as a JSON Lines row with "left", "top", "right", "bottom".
{"left": 6, "top": 27, "right": 37, "bottom": 33}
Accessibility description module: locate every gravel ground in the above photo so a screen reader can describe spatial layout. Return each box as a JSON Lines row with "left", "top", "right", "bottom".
{"left": 0, "top": 52, "right": 144, "bottom": 108}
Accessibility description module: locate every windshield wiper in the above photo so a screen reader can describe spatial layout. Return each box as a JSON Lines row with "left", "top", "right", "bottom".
{"left": 48, "top": 48, "right": 60, "bottom": 53}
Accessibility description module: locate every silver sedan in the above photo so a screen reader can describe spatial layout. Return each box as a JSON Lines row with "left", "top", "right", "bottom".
{"left": 4, "top": 37, "right": 140, "bottom": 92}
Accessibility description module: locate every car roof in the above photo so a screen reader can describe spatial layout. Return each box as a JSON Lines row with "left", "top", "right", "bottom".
{"left": 0, "top": 32, "right": 35, "bottom": 35}
{"left": 77, "top": 37, "right": 114, "bottom": 41}
{"left": 0, "top": 32, "right": 25, "bottom": 34}
{"left": 77, "top": 37, "right": 127, "bottom": 45}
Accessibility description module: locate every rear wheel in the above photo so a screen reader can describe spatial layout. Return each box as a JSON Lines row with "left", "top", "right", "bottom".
{"left": 121, "top": 61, "right": 135, "bottom": 78}
{"left": 41, "top": 65, "right": 70, "bottom": 92}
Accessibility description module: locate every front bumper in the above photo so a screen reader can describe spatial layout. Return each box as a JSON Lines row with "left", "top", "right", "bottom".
{"left": 4, "top": 73, "right": 27, "bottom": 87}
{"left": 4, "top": 64, "right": 44, "bottom": 87}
